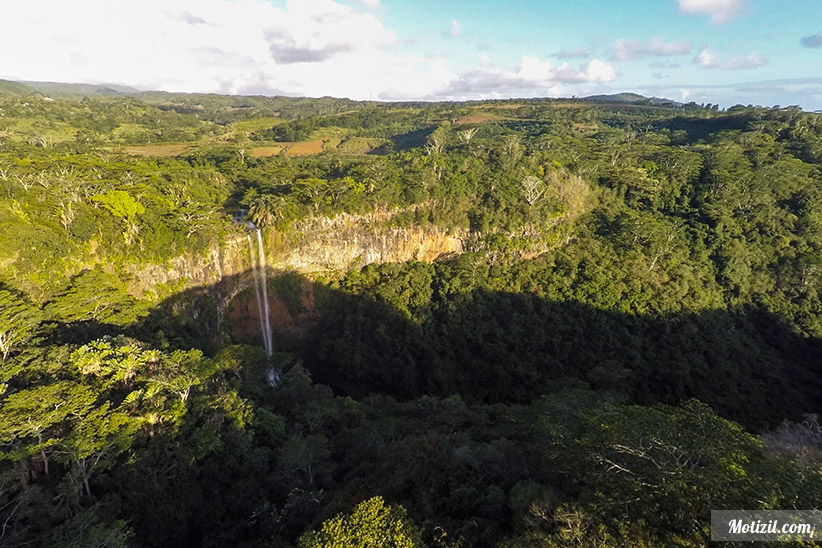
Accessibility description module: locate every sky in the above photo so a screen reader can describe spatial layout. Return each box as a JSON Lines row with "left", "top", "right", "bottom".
{"left": 1, "top": 0, "right": 821, "bottom": 109}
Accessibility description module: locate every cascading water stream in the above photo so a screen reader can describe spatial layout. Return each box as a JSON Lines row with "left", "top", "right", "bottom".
{"left": 247, "top": 229, "right": 273, "bottom": 357}
{"left": 256, "top": 229, "right": 273, "bottom": 356}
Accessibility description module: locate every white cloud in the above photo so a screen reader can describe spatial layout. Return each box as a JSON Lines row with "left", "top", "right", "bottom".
{"left": 676, "top": 0, "right": 745, "bottom": 24}
{"left": 611, "top": 37, "right": 692, "bottom": 61}
{"left": 694, "top": 49, "right": 719, "bottom": 68}
{"left": 801, "top": 33, "right": 822, "bottom": 48}
{"left": 450, "top": 20, "right": 462, "bottom": 38}
{"left": 552, "top": 46, "right": 593, "bottom": 59}
{"left": 694, "top": 48, "right": 767, "bottom": 70}
{"left": 0, "top": 0, "right": 618, "bottom": 102}
{"left": 347, "top": 0, "right": 382, "bottom": 9}
{"left": 263, "top": 0, "right": 396, "bottom": 64}
{"left": 650, "top": 61, "right": 681, "bottom": 68}
{"left": 175, "top": 11, "right": 209, "bottom": 25}
{"left": 521, "top": 56, "right": 616, "bottom": 83}
{"left": 439, "top": 55, "right": 616, "bottom": 99}
{"left": 0, "top": 0, "right": 460, "bottom": 100}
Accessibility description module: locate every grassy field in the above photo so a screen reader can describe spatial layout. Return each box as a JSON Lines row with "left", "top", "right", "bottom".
{"left": 125, "top": 144, "right": 194, "bottom": 156}
{"left": 5, "top": 118, "right": 77, "bottom": 144}
{"left": 455, "top": 114, "right": 500, "bottom": 124}
{"left": 249, "top": 139, "right": 325, "bottom": 157}
{"left": 230, "top": 116, "right": 283, "bottom": 131}
{"left": 336, "top": 136, "right": 385, "bottom": 154}
{"left": 249, "top": 145, "right": 284, "bottom": 157}
{"left": 120, "top": 118, "right": 422, "bottom": 159}
{"left": 286, "top": 139, "right": 324, "bottom": 155}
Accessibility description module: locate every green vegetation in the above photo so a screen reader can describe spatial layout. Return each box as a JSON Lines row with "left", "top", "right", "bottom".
{"left": 299, "top": 496, "right": 423, "bottom": 548}
{"left": 1, "top": 88, "right": 821, "bottom": 547}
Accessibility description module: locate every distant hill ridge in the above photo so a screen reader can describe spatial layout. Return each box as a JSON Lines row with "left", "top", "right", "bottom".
{"left": 1, "top": 78, "right": 687, "bottom": 107}
{"left": 0, "top": 79, "right": 140, "bottom": 97}
{"left": 0, "top": 80, "right": 37, "bottom": 95}
{"left": 580, "top": 92, "right": 684, "bottom": 107}
{"left": 22, "top": 80, "right": 141, "bottom": 95}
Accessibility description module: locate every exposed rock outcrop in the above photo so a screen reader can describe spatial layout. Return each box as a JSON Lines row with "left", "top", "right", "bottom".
{"left": 270, "top": 211, "right": 465, "bottom": 273}
{"left": 129, "top": 209, "right": 465, "bottom": 297}
{"left": 126, "top": 209, "right": 466, "bottom": 339}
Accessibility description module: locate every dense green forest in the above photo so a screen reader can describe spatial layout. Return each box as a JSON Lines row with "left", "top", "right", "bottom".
{"left": 1, "top": 84, "right": 822, "bottom": 547}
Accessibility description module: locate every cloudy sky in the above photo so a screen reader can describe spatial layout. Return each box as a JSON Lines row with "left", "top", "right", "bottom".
{"left": 2, "top": 0, "right": 821, "bottom": 109}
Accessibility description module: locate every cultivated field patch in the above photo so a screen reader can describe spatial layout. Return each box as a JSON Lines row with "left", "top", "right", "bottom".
{"left": 286, "top": 139, "right": 325, "bottom": 156}
{"left": 250, "top": 146, "right": 284, "bottom": 157}
{"left": 456, "top": 114, "right": 500, "bottom": 124}
{"left": 125, "top": 144, "right": 192, "bottom": 157}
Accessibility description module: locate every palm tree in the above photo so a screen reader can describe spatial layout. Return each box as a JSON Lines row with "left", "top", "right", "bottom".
{"left": 248, "top": 194, "right": 279, "bottom": 227}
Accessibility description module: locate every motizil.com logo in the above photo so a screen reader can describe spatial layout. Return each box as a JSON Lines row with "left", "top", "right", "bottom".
{"left": 712, "top": 510, "right": 822, "bottom": 541}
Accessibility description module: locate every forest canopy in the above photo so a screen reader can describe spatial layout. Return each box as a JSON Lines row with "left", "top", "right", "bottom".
{"left": 1, "top": 89, "right": 821, "bottom": 547}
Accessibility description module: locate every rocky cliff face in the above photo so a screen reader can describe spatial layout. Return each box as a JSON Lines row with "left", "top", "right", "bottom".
{"left": 130, "top": 209, "right": 465, "bottom": 298}
{"left": 128, "top": 236, "right": 249, "bottom": 298}
{"left": 127, "top": 210, "right": 465, "bottom": 338}
{"left": 221, "top": 212, "right": 465, "bottom": 349}
{"left": 269, "top": 211, "right": 465, "bottom": 273}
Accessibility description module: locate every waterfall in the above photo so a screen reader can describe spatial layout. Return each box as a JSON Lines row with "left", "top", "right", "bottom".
{"left": 247, "top": 229, "right": 273, "bottom": 356}
{"left": 256, "top": 229, "right": 273, "bottom": 356}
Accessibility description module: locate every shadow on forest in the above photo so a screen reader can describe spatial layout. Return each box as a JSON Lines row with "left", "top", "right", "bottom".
{"left": 390, "top": 126, "right": 437, "bottom": 151}
{"left": 22, "top": 267, "right": 822, "bottom": 548}
{"left": 45, "top": 267, "right": 822, "bottom": 431}
{"left": 647, "top": 112, "right": 754, "bottom": 143}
